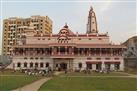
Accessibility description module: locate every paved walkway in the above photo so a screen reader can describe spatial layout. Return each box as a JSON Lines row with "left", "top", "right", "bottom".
{"left": 12, "top": 71, "right": 63, "bottom": 91}
{"left": 12, "top": 77, "right": 51, "bottom": 91}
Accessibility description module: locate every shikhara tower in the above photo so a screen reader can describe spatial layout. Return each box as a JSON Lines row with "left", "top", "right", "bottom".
{"left": 87, "top": 6, "right": 98, "bottom": 34}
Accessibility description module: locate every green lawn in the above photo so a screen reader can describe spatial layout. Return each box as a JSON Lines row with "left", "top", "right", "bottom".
{"left": 0, "top": 70, "right": 26, "bottom": 75}
{"left": 0, "top": 75, "right": 42, "bottom": 91}
{"left": 39, "top": 72, "right": 137, "bottom": 91}
{"left": 61, "top": 72, "right": 130, "bottom": 76}
{"left": 39, "top": 77, "right": 137, "bottom": 91}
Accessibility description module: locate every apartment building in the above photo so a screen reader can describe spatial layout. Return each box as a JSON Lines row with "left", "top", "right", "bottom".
{"left": 2, "top": 16, "right": 53, "bottom": 55}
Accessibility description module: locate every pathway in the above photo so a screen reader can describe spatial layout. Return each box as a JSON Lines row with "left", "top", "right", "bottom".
{"left": 12, "top": 71, "right": 63, "bottom": 91}
{"left": 12, "top": 77, "right": 51, "bottom": 91}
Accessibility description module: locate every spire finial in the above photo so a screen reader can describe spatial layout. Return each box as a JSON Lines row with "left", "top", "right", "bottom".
{"left": 90, "top": 6, "right": 93, "bottom": 11}
{"left": 64, "top": 22, "right": 68, "bottom": 28}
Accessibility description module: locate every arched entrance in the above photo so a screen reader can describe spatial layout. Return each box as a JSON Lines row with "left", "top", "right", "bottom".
{"left": 53, "top": 58, "right": 73, "bottom": 71}
{"left": 60, "top": 62, "right": 67, "bottom": 70}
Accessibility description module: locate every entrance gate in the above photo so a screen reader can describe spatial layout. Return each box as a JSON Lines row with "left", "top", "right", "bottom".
{"left": 53, "top": 58, "right": 73, "bottom": 71}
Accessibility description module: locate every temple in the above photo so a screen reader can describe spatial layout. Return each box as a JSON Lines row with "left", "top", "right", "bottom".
{"left": 10, "top": 7, "right": 126, "bottom": 71}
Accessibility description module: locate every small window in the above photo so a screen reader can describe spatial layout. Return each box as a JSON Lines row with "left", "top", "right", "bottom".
{"left": 35, "top": 57, "right": 38, "bottom": 60}
{"left": 48, "top": 38, "right": 50, "bottom": 40}
{"left": 40, "top": 63, "right": 43, "bottom": 67}
{"left": 30, "top": 57, "right": 34, "bottom": 60}
{"left": 40, "top": 57, "right": 43, "bottom": 60}
{"left": 96, "top": 58, "right": 101, "bottom": 60}
{"left": 78, "top": 63, "right": 82, "bottom": 68}
{"left": 24, "top": 57, "right": 27, "bottom": 59}
{"left": 114, "top": 58, "right": 119, "bottom": 60}
{"left": 46, "top": 62, "right": 49, "bottom": 67}
{"left": 89, "top": 38, "right": 91, "bottom": 40}
{"left": 35, "top": 63, "right": 38, "bottom": 67}
{"left": 24, "top": 62, "right": 27, "bottom": 67}
{"left": 42, "top": 38, "right": 45, "bottom": 40}
{"left": 17, "top": 62, "right": 21, "bottom": 67}
{"left": 105, "top": 58, "right": 110, "bottom": 60}
{"left": 38, "top": 38, "right": 40, "bottom": 40}
{"left": 30, "top": 63, "right": 33, "bottom": 68}
{"left": 78, "top": 38, "right": 81, "bottom": 40}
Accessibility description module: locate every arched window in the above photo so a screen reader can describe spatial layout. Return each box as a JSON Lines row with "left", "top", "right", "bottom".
{"left": 30, "top": 62, "right": 33, "bottom": 68}
{"left": 35, "top": 63, "right": 38, "bottom": 67}
{"left": 40, "top": 62, "right": 43, "bottom": 68}
{"left": 24, "top": 62, "right": 27, "bottom": 67}
{"left": 17, "top": 62, "right": 21, "bottom": 67}
{"left": 46, "top": 62, "right": 49, "bottom": 67}
{"left": 78, "top": 63, "right": 82, "bottom": 68}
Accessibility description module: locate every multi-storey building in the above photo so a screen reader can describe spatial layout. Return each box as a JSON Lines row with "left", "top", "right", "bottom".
{"left": 9, "top": 7, "right": 126, "bottom": 71}
{"left": 2, "top": 16, "right": 53, "bottom": 56}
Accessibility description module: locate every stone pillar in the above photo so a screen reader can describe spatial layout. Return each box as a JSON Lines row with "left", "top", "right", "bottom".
{"left": 101, "top": 62, "right": 105, "bottom": 70}
{"left": 92, "top": 64, "right": 96, "bottom": 70}
{"left": 120, "top": 58, "right": 124, "bottom": 71}
{"left": 111, "top": 64, "right": 115, "bottom": 71}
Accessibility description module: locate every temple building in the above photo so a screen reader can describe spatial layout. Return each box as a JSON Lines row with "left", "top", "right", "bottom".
{"left": 9, "top": 7, "right": 126, "bottom": 71}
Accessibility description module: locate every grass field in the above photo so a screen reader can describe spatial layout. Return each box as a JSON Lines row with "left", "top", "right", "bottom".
{"left": 0, "top": 70, "right": 43, "bottom": 91}
{"left": 61, "top": 72, "right": 130, "bottom": 76}
{"left": 0, "top": 70, "right": 28, "bottom": 75}
{"left": 39, "top": 72, "right": 137, "bottom": 91}
{"left": 0, "top": 75, "right": 42, "bottom": 91}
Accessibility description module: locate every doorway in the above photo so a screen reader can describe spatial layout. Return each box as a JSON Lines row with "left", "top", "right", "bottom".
{"left": 60, "top": 63, "right": 67, "bottom": 70}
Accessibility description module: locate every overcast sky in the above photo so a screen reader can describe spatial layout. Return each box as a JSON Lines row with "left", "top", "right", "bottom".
{"left": 0, "top": 0, "right": 136, "bottom": 54}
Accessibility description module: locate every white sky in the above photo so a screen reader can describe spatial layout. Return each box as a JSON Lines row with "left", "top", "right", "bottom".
{"left": 0, "top": 0, "right": 137, "bottom": 54}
